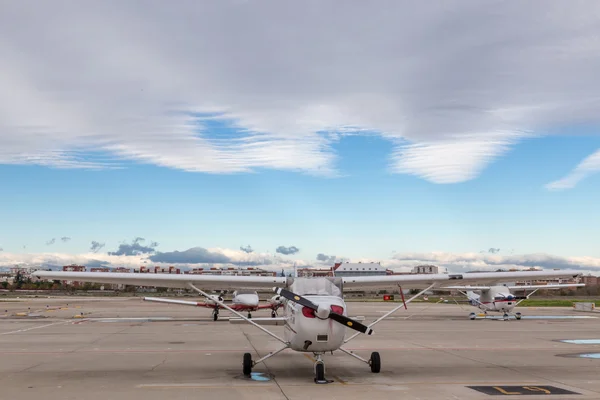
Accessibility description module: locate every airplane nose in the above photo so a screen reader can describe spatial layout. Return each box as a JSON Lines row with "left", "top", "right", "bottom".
{"left": 506, "top": 295, "right": 515, "bottom": 301}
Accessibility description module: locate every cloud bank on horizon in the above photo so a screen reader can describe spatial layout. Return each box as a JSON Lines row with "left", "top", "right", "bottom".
{"left": 1, "top": 2, "right": 600, "bottom": 188}
{"left": 1, "top": 245, "right": 599, "bottom": 275}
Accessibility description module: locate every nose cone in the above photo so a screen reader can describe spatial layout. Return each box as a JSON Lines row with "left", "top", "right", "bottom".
{"left": 234, "top": 293, "right": 259, "bottom": 307}
{"left": 316, "top": 304, "right": 330, "bottom": 319}
{"left": 506, "top": 294, "right": 515, "bottom": 301}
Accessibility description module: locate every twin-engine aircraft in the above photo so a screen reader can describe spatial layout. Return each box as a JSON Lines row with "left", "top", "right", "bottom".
{"left": 441, "top": 283, "right": 585, "bottom": 320}
{"left": 144, "top": 289, "right": 283, "bottom": 320}
{"left": 32, "top": 269, "right": 581, "bottom": 384}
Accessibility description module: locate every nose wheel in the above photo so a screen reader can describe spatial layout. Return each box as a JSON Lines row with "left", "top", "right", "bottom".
{"left": 212, "top": 309, "right": 219, "bottom": 321}
{"left": 313, "top": 354, "right": 331, "bottom": 384}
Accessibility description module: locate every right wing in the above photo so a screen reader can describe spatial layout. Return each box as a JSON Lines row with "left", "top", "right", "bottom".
{"left": 507, "top": 283, "right": 585, "bottom": 291}
{"left": 342, "top": 270, "right": 582, "bottom": 290}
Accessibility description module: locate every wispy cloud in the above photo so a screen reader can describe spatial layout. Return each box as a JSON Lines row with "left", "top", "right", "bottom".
{"left": 89, "top": 241, "right": 105, "bottom": 253}
{"left": 60, "top": 237, "right": 71, "bottom": 242}
{"left": 1, "top": 3, "right": 600, "bottom": 184}
{"left": 546, "top": 149, "right": 600, "bottom": 190}
{"left": 276, "top": 246, "right": 300, "bottom": 256}
{"left": 108, "top": 237, "right": 158, "bottom": 256}
{"left": 316, "top": 253, "right": 336, "bottom": 263}
{"left": 45, "top": 238, "right": 56, "bottom": 246}
{"left": 240, "top": 245, "right": 253, "bottom": 254}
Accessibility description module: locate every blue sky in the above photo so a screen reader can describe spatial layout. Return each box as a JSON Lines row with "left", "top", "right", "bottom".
{"left": 1, "top": 130, "right": 599, "bottom": 261}
{"left": 1, "top": 2, "right": 600, "bottom": 273}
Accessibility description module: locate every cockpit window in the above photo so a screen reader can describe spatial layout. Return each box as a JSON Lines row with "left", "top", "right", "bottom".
{"left": 290, "top": 278, "right": 342, "bottom": 298}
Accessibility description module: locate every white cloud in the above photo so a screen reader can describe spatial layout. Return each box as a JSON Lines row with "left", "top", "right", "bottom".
{"left": 1, "top": 2, "right": 600, "bottom": 184}
{"left": 385, "top": 251, "right": 600, "bottom": 273}
{"left": 545, "top": 149, "right": 600, "bottom": 190}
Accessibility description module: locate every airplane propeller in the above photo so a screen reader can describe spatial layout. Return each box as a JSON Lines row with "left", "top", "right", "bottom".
{"left": 274, "top": 288, "right": 373, "bottom": 335}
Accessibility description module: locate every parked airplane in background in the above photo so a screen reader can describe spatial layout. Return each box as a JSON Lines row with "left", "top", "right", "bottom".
{"left": 32, "top": 269, "right": 581, "bottom": 383}
{"left": 144, "top": 289, "right": 283, "bottom": 320}
{"left": 442, "top": 283, "right": 585, "bottom": 320}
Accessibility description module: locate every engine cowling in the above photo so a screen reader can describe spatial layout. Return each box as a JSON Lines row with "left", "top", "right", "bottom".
{"left": 268, "top": 295, "right": 283, "bottom": 306}
{"left": 206, "top": 294, "right": 224, "bottom": 305}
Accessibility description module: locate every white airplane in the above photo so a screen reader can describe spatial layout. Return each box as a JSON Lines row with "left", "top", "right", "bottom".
{"left": 32, "top": 269, "right": 581, "bottom": 383}
{"left": 143, "top": 289, "right": 283, "bottom": 320}
{"left": 442, "top": 283, "right": 585, "bottom": 320}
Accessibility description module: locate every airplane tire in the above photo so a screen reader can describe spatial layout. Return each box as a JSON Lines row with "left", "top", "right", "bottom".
{"left": 370, "top": 352, "right": 381, "bottom": 373}
{"left": 315, "top": 362, "right": 325, "bottom": 381}
{"left": 248, "top": 313, "right": 252, "bottom": 319}
{"left": 271, "top": 311, "right": 276, "bottom": 318}
{"left": 213, "top": 313, "right": 218, "bottom": 321}
{"left": 243, "top": 353, "right": 252, "bottom": 376}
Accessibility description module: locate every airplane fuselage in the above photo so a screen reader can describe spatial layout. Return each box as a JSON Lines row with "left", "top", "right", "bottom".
{"left": 469, "top": 286, "right": 517, "bottom": 313}
{"left": 231, "top": 292, "right": 260, "bottom": 310}
{"left": 283, "top": 295, "right": 347, "bottom": 352}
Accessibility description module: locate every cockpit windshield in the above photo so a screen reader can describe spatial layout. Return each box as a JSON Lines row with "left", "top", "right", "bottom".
{"left": 234, "top": 289, "right": 257, "bottom": 295}
{"left": 290, "top": 277, "right": 342, "bottom": 298}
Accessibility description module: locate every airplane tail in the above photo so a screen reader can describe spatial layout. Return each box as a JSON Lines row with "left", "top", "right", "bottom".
{"left": 467, "top": 291, "right": 480, "bottom": 306}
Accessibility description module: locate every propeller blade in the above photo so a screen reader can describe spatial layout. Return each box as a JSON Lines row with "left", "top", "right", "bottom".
{"left": 274, "top": 287, "right": 374, "bottom": 335}
{"left": 274, "top": 288, "right": 319, "bottom": 310}
{"left": 328, "top": 312, "right": 373, "bottom": 335}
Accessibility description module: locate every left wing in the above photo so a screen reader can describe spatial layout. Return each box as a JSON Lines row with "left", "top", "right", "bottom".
{"left": 32, "top": 271, "right": 287, "bottom": 290}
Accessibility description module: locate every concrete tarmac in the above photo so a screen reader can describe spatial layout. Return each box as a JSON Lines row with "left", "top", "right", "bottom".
{"left": 1, "top": 296, "right": 599, "bottom": 399}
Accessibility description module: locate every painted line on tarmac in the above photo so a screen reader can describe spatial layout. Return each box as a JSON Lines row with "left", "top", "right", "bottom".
{"left": 137, "top": 380, "right": 569, "bottom": 389}
{"left": 0, "top": 320, "right": 71, "bottom": 335}
{"left": 137, "top": 383, "right": 272, "bottom": 389}
{"left": 0, "top": 346, "right": 590, "bottom": 355}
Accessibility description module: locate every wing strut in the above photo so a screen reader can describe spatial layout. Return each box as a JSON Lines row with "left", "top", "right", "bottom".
{"left": 399, "top": 286, "right": 407, "bottom": 310}
{"left": 515, "top": 288, "right": 540, "bottom": 306}
{"left": 343, "top": 283, "right": 435, "bottom": 345}
{"left": 186, "top": 283, "right": 288, "bottom": 345}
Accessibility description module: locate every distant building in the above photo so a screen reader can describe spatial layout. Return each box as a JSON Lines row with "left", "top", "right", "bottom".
{"left": 582, "top": 275, "right": 599, "bottom": 286}
{"left": 90, "top": 267, "right": 110, "bottom": 273}
{"left": 332, "top": 262, "right": 391, "bottom": 277}
{"left": 186, "top": 267, "right": 276, "bottom": 277}
{"left": 411, "top": 265, "right": 448, "bottom": 274}
{"left": 62, "top": 264, "right": 86, "bottom": 287}
{"left": 297, "top": 268, "right": 333, "bottom": 278}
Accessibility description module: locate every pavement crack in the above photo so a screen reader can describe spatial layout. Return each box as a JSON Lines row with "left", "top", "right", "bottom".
{"left": 240, "top": 327, "right": 290, "bottom": 400}
{"left": 150, "top": 358, "right": 167, "bottom": 372}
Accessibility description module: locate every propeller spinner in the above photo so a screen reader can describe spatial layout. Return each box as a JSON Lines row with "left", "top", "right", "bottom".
{"left": 274, "top": 287, "right": 374, "bottom": 335}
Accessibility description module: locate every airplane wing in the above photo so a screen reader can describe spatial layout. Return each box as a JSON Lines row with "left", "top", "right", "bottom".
{"left": 32, "top": 269, "right": 582, "bottom": 292}
{"left": 440, "top": 283, "right": 585, "bottom": 291}
{"left": 507, "top": 283, "right": 585, "bottom": 290}
{"left": 32, "top": 271, "right": 287, "bottom": 290}
{"left": 341, "top": 270, "right": 582, "bottom": 290}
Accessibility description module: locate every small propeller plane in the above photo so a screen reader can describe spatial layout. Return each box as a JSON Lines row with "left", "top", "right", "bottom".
{"left": 143, "top": 289, "right": 283, "bottom": 320}
{"left": 441, "top": 283, "right": 585, "bottom": 320}
{"left": 32, "top": 268, "right": 581, "bottom": 383}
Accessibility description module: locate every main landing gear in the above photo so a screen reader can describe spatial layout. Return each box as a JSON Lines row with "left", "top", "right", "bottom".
{"left": 241, "top": 350, "right": 382, "bottom": 383}
{"left": 212, "top": 309, "right": 219, "bottom": 321}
